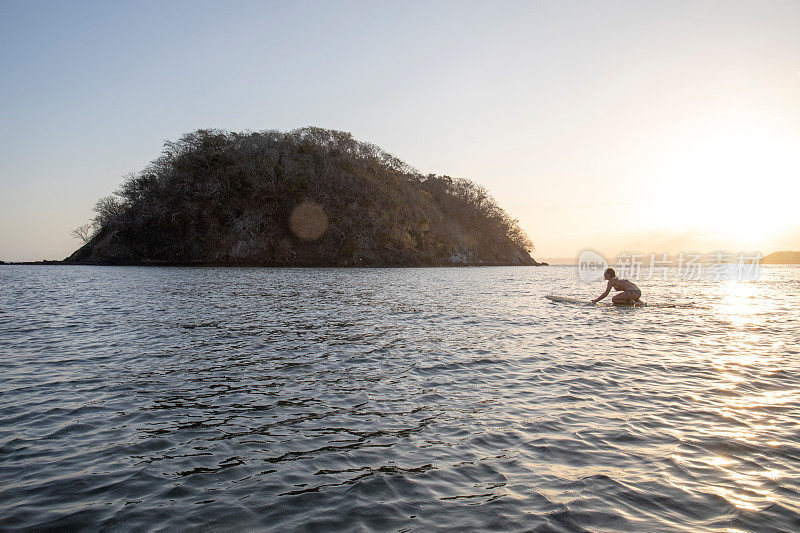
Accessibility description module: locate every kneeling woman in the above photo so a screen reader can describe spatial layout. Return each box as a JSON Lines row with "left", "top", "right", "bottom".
{"left": 592, "top": 268, "right": 642, "bottom": 305}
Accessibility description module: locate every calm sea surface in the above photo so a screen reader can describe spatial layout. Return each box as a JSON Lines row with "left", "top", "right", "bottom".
{"left": 1, "top": 265, "right": 799, "bottom": 531}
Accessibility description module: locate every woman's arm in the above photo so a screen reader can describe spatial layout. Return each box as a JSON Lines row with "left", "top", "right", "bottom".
{"left": 592, "top": 281, "right": 612, "bottom": 303}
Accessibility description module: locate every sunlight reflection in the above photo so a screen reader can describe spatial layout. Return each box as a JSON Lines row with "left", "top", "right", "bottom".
{"left": 671, "top": 451, "right": 775, "bottom": 511}
{"left": 725, "top": 390, "right": 796, "bottom": 409}
{"left": 706, "top": 456, "right": 736, "bottom": 467}
{"left": 710, "top": 486, "right": 760, "bottom": 510}
{"left": 715, "top": 280, "right": 760, "bottom": 328}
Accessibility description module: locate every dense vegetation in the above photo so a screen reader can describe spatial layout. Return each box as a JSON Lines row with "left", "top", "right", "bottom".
{"left": 67, "top": 128, "right": 540, "bottom": 266}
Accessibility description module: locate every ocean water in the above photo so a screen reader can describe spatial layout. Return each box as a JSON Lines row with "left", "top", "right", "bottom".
{"left": 1, "top": 265, "right": 798, "bottom": 531}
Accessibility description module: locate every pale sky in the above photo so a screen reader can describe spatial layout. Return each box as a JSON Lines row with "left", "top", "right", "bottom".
{"left": 1, "top": 0, "right": 799, "bottom": 262}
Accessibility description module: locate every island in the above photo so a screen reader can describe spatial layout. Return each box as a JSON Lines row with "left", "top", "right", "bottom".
{"left": 763, "top": 251, "right": 800, "bottom": 264}
{"left": 66, "top": 128, "right": 544, "bottom": 267}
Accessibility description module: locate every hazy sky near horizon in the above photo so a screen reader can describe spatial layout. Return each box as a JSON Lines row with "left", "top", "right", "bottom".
{"left": 2, "top": 0, "right": 799, "bottom": 261}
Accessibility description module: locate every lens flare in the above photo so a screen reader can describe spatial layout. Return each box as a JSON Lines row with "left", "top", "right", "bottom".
{"left": 289, "top": 202, "right": 329, "bottom": 241}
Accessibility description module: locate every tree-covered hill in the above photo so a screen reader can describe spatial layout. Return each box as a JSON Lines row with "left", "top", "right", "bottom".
{"left": 66, "top": 128, "right": 541, "bottom": 266}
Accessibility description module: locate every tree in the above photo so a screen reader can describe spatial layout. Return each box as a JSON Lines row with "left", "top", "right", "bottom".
{"left": 71, "top": 223, "right": 94, "bottom": 243}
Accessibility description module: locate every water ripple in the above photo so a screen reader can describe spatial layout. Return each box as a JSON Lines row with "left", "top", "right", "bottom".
{"left": 1, "top": 265, "right": 799, "bottom": 530}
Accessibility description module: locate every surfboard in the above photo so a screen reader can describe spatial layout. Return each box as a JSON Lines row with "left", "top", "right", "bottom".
{"left": 545, "top": 295, "right": 693, "bottom": 308}
{"left": 546, "top": 295, "right": 643, "bottom": 307}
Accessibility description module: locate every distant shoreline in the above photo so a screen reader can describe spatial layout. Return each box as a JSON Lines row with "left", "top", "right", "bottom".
{"left": 541, "top": 251, "right": 800, "bottom": 266}
{"left": 763, "top": 251, "right": 800, "bottom": 265}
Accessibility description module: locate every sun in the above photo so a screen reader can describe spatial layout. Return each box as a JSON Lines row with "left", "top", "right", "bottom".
{"left": 648, "top": 128, "right": 800, "bottom": 248}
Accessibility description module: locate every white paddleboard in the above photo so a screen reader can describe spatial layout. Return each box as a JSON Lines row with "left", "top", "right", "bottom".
{"left": 545, "top": 295, "right": 636, "bottom": 307}
{"left": 546, "top": 295, "right": 693, "bottom": 308}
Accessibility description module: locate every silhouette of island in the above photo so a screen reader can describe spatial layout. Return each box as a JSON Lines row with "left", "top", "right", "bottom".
{"left": 66, "top": 128, "right": 543, "bottom": 266}
{"left": 763, "top": 251, "right": 800, "bottom": 264}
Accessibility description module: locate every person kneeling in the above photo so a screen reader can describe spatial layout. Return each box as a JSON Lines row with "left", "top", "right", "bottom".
{"left": 592, "top": 268, "right": 642, "bottom": 305}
